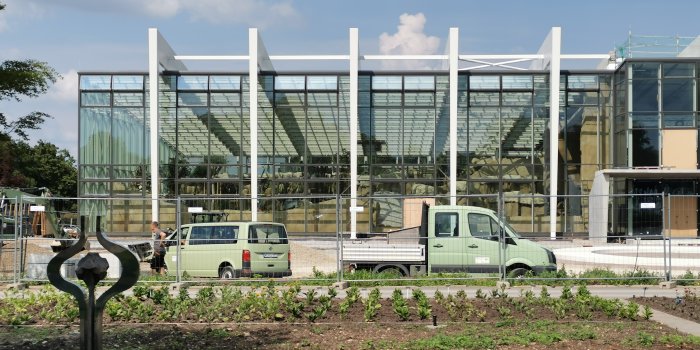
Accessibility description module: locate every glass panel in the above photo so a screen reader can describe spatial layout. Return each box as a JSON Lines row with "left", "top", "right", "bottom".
{"left": 403, "top": 108, "right": 434, "bottom": 158}
{"left": 209, "top": 76, "right": 240, "bottom": 90}
{"left": 178, "top": 182, "right": 207, "bottom": 195}
{"left": 275, "top": 76, "right": 305, "bottom": 90}
{"left": 631, "top": 129, "right": 659, "bottom": 167}
{"left": 435, "top": 212, "right": 458, "bottom": 237}
{"left": 632, "top": 79, "right": 659, "bottom": 112}
{"left": 567, "top": 91, "right": 598, "bottom": 105}
{"left": 274, "top": 92, "right": 305, "bottom": 106}
{"left": 404, "top": 76, "right": 434, "bottom": 90}
{"left": 629, "top": 113, "right": 659, "bottom": 128}
{"left": 372, "top": 92, "right": 402, "bottom": 106}
{"left": 112, "top": 75, "right": 143, "bottom": 90}
{"left": 80, "top": 182, "right": 109, "bottom": 196}
{"left": 210, "top": 181, "right": 240, "bottom": 195}
{"left": 307, "top": 76, "right": 337, "bottom": 90}
{"left": 113, "top": 92, "right": 143, "bottom": 106}
{"left": 469, "top": 92, "right": 499, "bottom": 106}
{"left": 663, "top": 113, "right": 695, "bottom": 128}
{"left": 80, "top": 165, "right": 110, "bottom": 179}
{"left": 663, "top": 79, "right": 694, "bottom": 111}
{"left": 177, "top": 76, "right": 208, "bottom": 90}
{"left": 663, "top": 63, "right": 694, "bottom": 78}
{"left": 372, "top": 76, "right": 402, "bottom": 90}
{"left": 177, "top": 92, "right": 208, "bottom": 106}
{"left": 566, "top": 75, "right": 598, "bottom": 89}
{"left": 307, "top": 92, "right": 337, "bottom": 106}
{"left": 371, "top": 109, "right": 402, "bottom": 160}
{"left": 631, "top": 63, "right": 659, "bottom": 79}
{"left": 307, "top": 107, "right": 339, "bottom": 158}
{"left": 502, "top": 75, "right": 533, "bottom": 89}
{"left": 112, "top": 108, "right": 144, "bottom": 165}
{"left": 80, "top": 75, "right": 111, "bottom": 90}
{"left": 404, "top": 92, "right": 434, "bottom": 106}
{"left": 502, "top": 92, "right": 532, "bottom": 106}
{"left": 113, "top": 165, "right": 144, "bottom": 179}
{"left": 81, "top": 92, "right": 110, "bottom": 106}
{"left": 469, "top": 76, "right": 499, "bottom": 90}
{"left": 80, "top": 107, "right": 111, "bottom": 164}
{"left": 177, "top": 107, "right": 209, "bottom": 168}
{"left": 210, "top": 92, "right": 240, "bottom": 107}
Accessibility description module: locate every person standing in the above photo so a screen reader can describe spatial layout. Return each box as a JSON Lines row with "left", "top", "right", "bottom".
{"left": 150, "top": 221, "right": 167, "bottom": 276}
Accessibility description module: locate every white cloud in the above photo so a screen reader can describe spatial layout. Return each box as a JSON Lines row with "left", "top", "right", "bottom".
{"left": 47, "top": 69, "right": 79, "bottom": 103}
{"left": 0, "top": 0, "right": 48, "bottom": 32}
{"left": 27, "top": 0, "right": 300, "bottom": 28}
{"left": 379, "top": 13, "right": 441, "bottom": 70}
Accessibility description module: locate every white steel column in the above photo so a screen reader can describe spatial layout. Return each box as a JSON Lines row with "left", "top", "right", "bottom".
{"left": 449, "top": 28, "right": 458, "bottom": 206}
{"left": 548, "top": 27, "right": 561, "bottom": 239}
{"left": 249, "top": 28, "right": 259, "bottom": 221}
{"left": 349, "top": 28, "right": 359, "bottom": 239}
{"left": 148, "top": 28, "right": 159, "bottom": 222}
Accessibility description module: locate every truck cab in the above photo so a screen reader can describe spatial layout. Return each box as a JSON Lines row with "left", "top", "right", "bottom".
{"left": 427, "top": 205, "right": 556, "bottom": 277}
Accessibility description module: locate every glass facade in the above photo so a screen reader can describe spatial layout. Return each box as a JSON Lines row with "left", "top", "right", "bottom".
{"left": 78, "top": 62, "right": 697, "bottom": 235}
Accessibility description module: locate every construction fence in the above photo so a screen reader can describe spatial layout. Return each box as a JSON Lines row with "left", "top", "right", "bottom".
{"left": 0, "top": 193, "right": 699, "bottom": 285}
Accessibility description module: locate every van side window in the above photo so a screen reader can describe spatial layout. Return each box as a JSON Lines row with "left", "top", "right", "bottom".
{"left": 189, "top": 226, "right": 212, "bottom": 245}
{"left": 435, "top": 212, "right": 459, "bottom": 237}
{"left": 217, "top": 226, "right": 238, "bottom": 244}
{"left": 468, "top": 213, "right": 499, "bottom": 240}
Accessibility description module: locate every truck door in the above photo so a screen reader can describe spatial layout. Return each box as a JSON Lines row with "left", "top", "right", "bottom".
{"left": 465, "top": 212, "right": 501, "bottom": 274}
{"left": 429, "top": 211, "right": 464, "bottom": 272}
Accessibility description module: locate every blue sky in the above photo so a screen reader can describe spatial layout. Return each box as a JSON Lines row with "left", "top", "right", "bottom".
{"left": 2, "top": 0, "right": 700, "bottom": 156}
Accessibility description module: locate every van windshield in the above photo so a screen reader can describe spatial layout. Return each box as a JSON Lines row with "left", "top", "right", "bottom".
{"left": 248, "top": 224, "right": 288, "bottom": 244}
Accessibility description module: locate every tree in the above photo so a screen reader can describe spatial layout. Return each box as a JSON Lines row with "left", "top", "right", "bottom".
{"left": 0, "top": 3, "right": 74, "bottom": 196}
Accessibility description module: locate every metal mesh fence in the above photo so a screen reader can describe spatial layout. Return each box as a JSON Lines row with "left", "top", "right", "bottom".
{"left": 2, "top": 193, "right": 699, "bottom": 285}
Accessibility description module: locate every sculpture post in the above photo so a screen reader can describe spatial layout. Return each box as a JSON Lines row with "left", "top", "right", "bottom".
{"left": 47, "top": 216, "right": 140, "bottom": 350}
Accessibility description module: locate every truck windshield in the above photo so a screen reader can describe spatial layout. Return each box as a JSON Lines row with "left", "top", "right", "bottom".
{"left": 501, "top": 221, "right": 521, "bottom": 238}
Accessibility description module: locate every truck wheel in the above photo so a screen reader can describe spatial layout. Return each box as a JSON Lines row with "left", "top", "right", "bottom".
{"left": 507, "top": 267, "right": 530, "bottom": 279}
{"left": 219, "top": 266, "right": 237, "bottom": 279}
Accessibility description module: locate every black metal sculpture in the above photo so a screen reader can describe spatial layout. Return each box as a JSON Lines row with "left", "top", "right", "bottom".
{"left": 47, "top": 216, "right": 140, "bottom": 350}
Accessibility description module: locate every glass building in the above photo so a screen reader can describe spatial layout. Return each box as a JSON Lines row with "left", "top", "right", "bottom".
{"left": 77, "top": 28, "right": 700, "bottom": 238}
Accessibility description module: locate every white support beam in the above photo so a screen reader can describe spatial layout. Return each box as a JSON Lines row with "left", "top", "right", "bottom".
{"left": 249, "top": 28, "right": 259, "bottom": 221}
{"left": 257, "top": 31, "right": 274, "bottom": 72}
{"left": 362, "top": 54, "right": 448, "bottom": 60}
{"left": 459, "top": 54, "right": 544, "bottom": 60}
{"left": 175, "top": 55, "right": 249, "bottom": 60}
{"left": 269, "top": 55, "right": 350, "bottom": 60}
{"left": 548, "top": 27, "right": 562, "bottom": 239}
{"left": 449, "top": 28, "right": 458, "bottom": 206}
{"left": 560, "top": 54, "right": 611, "bottom": 59}
{"left": 349, "top": 28, "right": 359, "bottom": 239}
{"left": 148, "top": 28, "right": 159, "bottom": 223}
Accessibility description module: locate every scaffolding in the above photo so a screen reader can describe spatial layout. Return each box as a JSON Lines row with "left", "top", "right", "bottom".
{"left": 616, "top": 32, "right": 698, "bottom": 58}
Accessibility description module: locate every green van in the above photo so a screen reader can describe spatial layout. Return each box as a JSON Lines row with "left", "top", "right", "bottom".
{"left": 166, "top": 222, "right": 292, "bottom": 279}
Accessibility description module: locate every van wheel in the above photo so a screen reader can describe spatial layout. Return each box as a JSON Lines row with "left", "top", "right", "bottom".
{"left": 507, "top": 267, "right": 530, "bottom": 279}
{"left": 219, "top": 266, "right": 237, "bottom": 279}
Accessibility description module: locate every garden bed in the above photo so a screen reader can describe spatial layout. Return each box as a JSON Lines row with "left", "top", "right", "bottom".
{"left": 633, "top": 289, "right": 700, "bottom": 323}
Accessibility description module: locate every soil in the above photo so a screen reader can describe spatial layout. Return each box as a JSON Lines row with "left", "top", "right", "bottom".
{"left": 0, "top": 241, "right": 48, "bottom": 278}
{"left": 633, "top": 292, "right": 700, "bottom": 323}
{"left": 0, "top": 321, "right": 696, "bottom": 350}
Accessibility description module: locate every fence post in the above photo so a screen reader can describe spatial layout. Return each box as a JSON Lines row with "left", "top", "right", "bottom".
{"left": 14, "top": 195, "right": 22, "bottom": 284}
{"left": 12, "top": 196, "right": 19, "bottom": 284}
{"left": 175, "top": 197, "right": 182, "bottom": 284}
{"left": 499, "top": 193, "right": 505, "bottom": 281}
{"left": 335, "top": 193, "right": 342, "bottom": 283}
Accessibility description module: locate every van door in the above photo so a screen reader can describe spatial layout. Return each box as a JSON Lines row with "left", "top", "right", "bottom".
{"left": 183, "top": 226, "right": 216, "bottom": 277}
{"left": 429, "top": 211, "right": 464, "bottom": 272}
{"left": 465, "top": 212, "right": 501, "bottom": 274}
{"left": 247, "top": 224, "right": 289, "bottom": 276}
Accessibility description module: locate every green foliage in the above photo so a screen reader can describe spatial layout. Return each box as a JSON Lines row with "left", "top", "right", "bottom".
{"left": 362, "top": 288, "right": 382, "bottom": 322}
{"left": 391, "top": 289, "right": 410, "bottom": 321}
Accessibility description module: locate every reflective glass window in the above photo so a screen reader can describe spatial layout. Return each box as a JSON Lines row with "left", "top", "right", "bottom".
{"left": 502, "top": 75, "right": 533, "bottom": 89}
{"left": 80, "top": 75, "right": 111, "bottom": 90}
{"left": 113, "top": 92, "right": 143, "bottom": 106}
{"left": 372, "top": 76, "right": 402, "bottom": 90}
{"left": 631, "top": 129, "right": 659, "bottom": 167}
{"left": 209, "top": 76, "right": 240, "bottom": 90}
{"left": 502, "top": 92, "right": 532, "bottom": 106}
{"left": 275, "top": 76, "right": 305, "bottom": 90}
{"left": 404, "top": 76, "right": 434, "bottom": 90}
{"left": 663, "top": 63, "right": 695, "bottom": 78}
{"left": 631, "top": 79, "right": 658, "bottom": 111}
{"left": 210, "top": 92, "right": 240, "bottom": 107}
{"left": 566, "top": 75, "right": 598, "bottom": 90}
{"left": 469, "top": 76, "right": 499, "bottom": 90}
{"left": 81, "top": 92, "right": 110, "bottom": 106}
{"left": 631, "top": 63, "right": 659, "bottom": 79}
{"left": 663, "top": 79, "right": 694, "bottom": 111}
{"left": 112, "top": 75, "right": 144, "bottom": 90}
{"left": 663, "top": 113, "right": 695, "bottom": 128}
{"left": 629, "top": 113, "right": 660, "bottom": 128}
{"left": 177, "top": 92, "right": 208, "bottom": 106}
{"left": 177, "top": 76, "right": 208, "bottom": 90}
{"left": 307, "top": 76, "right": 337, "bottom": 90}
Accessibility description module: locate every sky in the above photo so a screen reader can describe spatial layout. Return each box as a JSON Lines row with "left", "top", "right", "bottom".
{"left": 2, "top": 0, "right": 700, "bottom": 157}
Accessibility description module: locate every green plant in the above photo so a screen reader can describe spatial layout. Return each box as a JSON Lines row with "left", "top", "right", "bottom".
{"left": 642, "top": 305, "right": 653, "bottom": 320}
{"left": 560, "top": 285, "right": 573, "bottom": 300}
{"left": 362, "top": 288, "right": 382, "bottom": 322}
{"left": 391, "top": 289, "right": 410, "bottom": 321}
{"left": 475, "top": 288, "right": 486, "bottom": 299}
{"left": 637, "top": 331, "right": 655, "bottom": 346}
